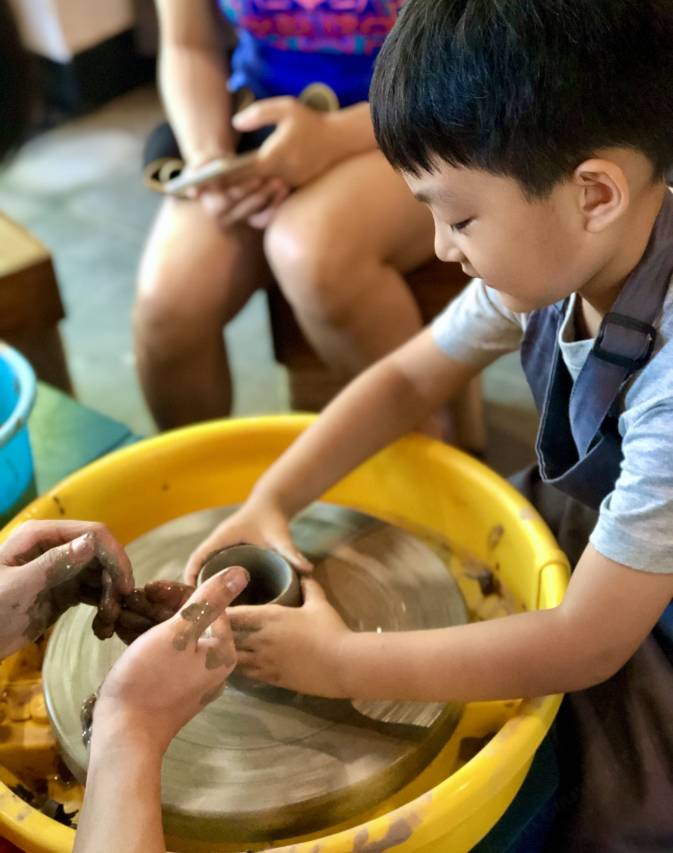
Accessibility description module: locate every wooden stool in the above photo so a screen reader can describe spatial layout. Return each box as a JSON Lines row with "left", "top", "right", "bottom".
{"left": 0, "top": 213, "right": 73, "bottom": 393}
{"left": 267, "top": 258, "right": 486, "bottom": 453}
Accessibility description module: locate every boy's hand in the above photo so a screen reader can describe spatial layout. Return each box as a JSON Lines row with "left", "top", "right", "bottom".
{"left": 230, "top": 578, "right": 351, "bottom": 698}
{"left": 184, "top": 501, "right": 313, "bottom": 585}
{"left": 90, "top": 566, "right": 249, "bottom": 755}
{"left": 0, "top": 520, "right": 134, "bottom": 656}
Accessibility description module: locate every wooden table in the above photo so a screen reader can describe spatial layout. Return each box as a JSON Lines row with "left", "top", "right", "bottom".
{"left": 0, "top": 214, "right": 72, "bottom": 393}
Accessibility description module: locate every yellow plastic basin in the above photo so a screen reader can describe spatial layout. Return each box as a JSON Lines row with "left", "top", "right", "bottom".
{"left": 0, "top": 415, "right": 569, "bottom": 852}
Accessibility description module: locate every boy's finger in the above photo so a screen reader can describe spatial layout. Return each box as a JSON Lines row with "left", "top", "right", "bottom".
{"left": 300, "top": 577, "right": 327, "bottom": 605}
{"left": 183, "top": 545, "right": 212, "bottom": 585}
{"left": 276, "top": 544, "right": 313, "bottom": 574}
{"left": 227, "top": 605, "right": 266, "bottom": 632}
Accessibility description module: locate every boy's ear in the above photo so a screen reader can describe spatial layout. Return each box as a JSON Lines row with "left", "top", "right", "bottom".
{"left": 572, "top": 158, "right": 629, "bottom": 233}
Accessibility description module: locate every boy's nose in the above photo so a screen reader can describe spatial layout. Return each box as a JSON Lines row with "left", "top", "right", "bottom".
{"left": 435, "top": 231, "right": 466, "bottom": 264}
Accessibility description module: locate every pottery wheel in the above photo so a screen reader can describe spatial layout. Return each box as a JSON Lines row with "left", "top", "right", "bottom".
{"left": 43, "top": 504, "right": 467, "bottom": 845}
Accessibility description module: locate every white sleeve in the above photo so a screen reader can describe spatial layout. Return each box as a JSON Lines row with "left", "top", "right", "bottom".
{"left": 431, "top": 279, "right": 526, "bottom": 369}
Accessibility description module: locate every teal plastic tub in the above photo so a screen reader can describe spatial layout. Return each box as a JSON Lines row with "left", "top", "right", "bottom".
{"left": 0, "top": 342, "right": 37, "bottom": 527}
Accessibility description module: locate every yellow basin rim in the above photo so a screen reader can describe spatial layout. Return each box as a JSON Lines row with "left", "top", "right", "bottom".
{"left": 0, "top": 415, "right": 569, "bottom": 853}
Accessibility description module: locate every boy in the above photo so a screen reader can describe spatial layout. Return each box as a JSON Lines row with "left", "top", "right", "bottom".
{"left": 186, "top": 1, "right": 673, "bottom": 847}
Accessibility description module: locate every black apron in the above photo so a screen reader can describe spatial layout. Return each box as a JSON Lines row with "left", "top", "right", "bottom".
{"left": 517, "top": 192, "right": 673, "bottom": 851}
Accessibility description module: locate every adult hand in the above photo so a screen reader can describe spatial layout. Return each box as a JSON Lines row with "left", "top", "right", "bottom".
{"left": 197, "top": 175, "right": 289, "bottom": 231}
{"left": 232, "top": 97, "right": 341, "bottom": 188}
{"left": 230, "top": 578, "right": 351, "bottom": 697}
{"left": 183, "top": 500, "right": 313, "bottom": 586}
{"left": 90, "top": 566, "right": 249, "bottom": 754}
{"left": 0, "top": 520, "right": 134, "bottom": 657}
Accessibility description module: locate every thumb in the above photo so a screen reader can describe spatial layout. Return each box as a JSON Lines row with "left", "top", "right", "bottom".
{"left": 232, "top": 97, "right": 293, "bottom": 132}
{"left": 300, "top": 577, "right": 327, "bottom": 607}
{"left": 35, "top": 533, "right": 97, "bottom": 588}
{"left": 170, "top": 566, "right": 250, "bottom": 638}
{"left": 270, "top": 538, "right": 314, "bottom": 574}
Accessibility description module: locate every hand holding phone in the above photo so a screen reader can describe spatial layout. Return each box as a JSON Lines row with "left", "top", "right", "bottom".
{"left": 163, "top": 151, "right": 259, "bottom": 197}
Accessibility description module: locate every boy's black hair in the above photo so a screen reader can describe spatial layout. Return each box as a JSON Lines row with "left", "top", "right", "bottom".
{"left": 371, "top": 0, "right": 673, "bottom": 196}
{"left": 0, "top": 0, "right": 32, "bottom": 162}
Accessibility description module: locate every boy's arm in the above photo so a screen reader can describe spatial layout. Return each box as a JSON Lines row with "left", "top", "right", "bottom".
{"left": 233, "top": 546, "right": 673, "bottom": 700}
{"left": 248, "top": 328, "right": 478, "bottom": 518}
{"left": 186, "top": 328, "right": 479, "bottom": 579}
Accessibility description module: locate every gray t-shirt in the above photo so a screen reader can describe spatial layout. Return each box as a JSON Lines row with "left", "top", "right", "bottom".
{"left": 432, "top": 278, "right": 673, "bottom": 574}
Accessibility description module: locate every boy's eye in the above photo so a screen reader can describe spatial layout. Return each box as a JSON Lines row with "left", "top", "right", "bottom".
{"left": 450, "top": 218, "right": 473, "bottom": 233}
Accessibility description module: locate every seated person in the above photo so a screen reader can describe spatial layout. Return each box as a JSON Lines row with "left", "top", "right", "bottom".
{"left": 135, "top": 0, "right": 437, "bottom": 429}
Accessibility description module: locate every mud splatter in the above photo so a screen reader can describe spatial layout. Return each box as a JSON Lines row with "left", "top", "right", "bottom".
{"left": 80, "top": 692, "right": 97, "bottom": 748}
{"left": 173, "top": 601, "right": 215, "bottom": 651}
{"left": 465, "top": 564, "right": 501, "bottom": 597}
{"left": 51, "top": 494, "right": 66, "bottom": 516}
{"left": 487, "top": 524, "right": 504, "bottom": 550}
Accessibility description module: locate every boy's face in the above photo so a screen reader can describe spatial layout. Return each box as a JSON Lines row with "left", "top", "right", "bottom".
{"left": 405, "top": 162, "right": 599, "bottom": 312}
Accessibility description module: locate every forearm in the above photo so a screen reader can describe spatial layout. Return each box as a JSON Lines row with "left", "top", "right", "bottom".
{"left": 250, "top": 360, "right": 433, "bottom": 519}
{"left": 339, "top": 607, "right": 608, "bottom": 703}
{"left": 75, "top": 723, "right": 165, "bottom": 853}
{"left": 159, "top": 44, "right": 236, "bottom": 164}
{"left": 323, "top": 102, "right": 377, "bottom": 162}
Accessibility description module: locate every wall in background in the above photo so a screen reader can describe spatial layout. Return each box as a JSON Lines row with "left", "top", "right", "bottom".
{"left": 9, "top": 0, "right": 134, "bottom": 62}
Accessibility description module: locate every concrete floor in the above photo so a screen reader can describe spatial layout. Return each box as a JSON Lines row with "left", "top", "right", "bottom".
{"left": 0, "top": 84, "right": 537, "bottom": 473}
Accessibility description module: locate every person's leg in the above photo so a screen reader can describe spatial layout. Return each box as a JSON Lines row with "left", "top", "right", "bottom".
{"left": 135, "top": 198, "right": 271, "bottom": 429}
{"left": 264, "top": 150, "right": 435, "bottom": 380}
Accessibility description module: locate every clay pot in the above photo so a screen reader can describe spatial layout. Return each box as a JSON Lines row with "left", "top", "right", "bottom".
{"left": 197, "top": 544, "right": 301, "bottom": 607}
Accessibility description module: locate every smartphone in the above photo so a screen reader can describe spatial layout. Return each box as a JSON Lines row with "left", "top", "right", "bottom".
{"left": 163, "top": 151, "right": 258, "bottom": 196}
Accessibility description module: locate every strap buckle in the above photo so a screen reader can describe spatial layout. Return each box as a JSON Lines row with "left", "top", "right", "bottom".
{"left": 592, "top": 312, "right": 656, "bottom": 371}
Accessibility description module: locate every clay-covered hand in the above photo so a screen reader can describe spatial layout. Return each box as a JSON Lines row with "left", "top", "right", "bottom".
{"left": 0, "top": 520, "right": 134, "bottom": 657}
{"left": 230, "top": 578, "right": 351, "bottom": 697}
{"left": 113, "top": 580, "right": 194, "bottom": 645}
{"left": 183, "top": 500, "right": 313, "bottom": 586}
{"left": 231, "top": 97, "right": 342, "bottom": 188}
{"left": 89, "top": 566, "right": 249, "bottom": 754}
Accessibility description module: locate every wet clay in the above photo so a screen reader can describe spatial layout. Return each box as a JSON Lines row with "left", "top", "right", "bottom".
{"left": 114, "top": 581, "right": 194, "bottom": 645}
{"left": 172, "top": 601, "right": 215, "bottom": 651}
{"left": 80, "top": 693, "right": 97, "bottom": 748}
{"left": 21, "top": 535, "right": 132, "bottom": 644}
{"left": 44, "top": 504, "right": 467, "bottom": 844}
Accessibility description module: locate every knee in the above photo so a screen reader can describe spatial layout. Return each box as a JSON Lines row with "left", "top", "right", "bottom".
{"left": 264, "top": 212, "right": 356, "bottom": 324}
{"left": 134, "top": 262, "right": 216, "bottom": 360}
